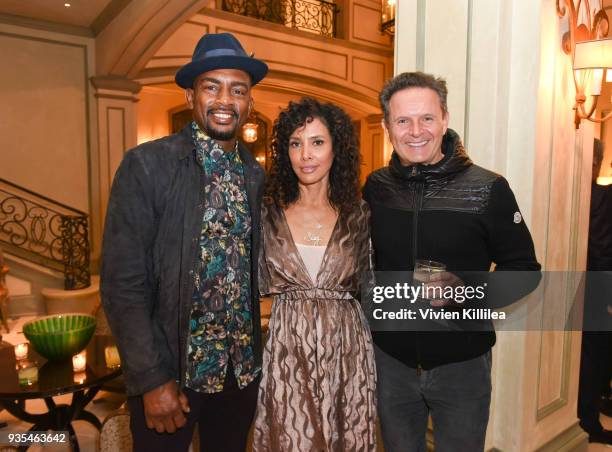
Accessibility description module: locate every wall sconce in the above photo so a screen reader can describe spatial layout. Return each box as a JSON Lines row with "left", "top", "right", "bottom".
{"left": 381, "top": 0, "right": 395, "bottom": 36}
{"left": 572, "top": 38, "right": 612, "bottom": 128}
{"left": 242, "top": 121, "right": 258, "bottom": 143}
{"left": 557, "top": 0, "right": 611, "bottom": 128}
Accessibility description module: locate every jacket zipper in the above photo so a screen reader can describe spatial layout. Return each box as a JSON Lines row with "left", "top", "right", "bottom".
{"left": 411, "top": 165, "right": 424, "bottom": 375}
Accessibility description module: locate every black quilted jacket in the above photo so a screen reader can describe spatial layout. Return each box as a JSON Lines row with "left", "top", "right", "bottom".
{"left": 363, "top": 129, "right": 541, "bottom": 369}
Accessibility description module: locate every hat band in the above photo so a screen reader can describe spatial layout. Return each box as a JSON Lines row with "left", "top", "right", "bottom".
{"left": 202, "top": 48, "right": 243, "bottom": 58}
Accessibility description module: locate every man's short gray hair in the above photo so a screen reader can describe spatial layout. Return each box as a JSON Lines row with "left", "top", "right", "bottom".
{"left": 379, "top": 72, "right": 448, "bottom": 122}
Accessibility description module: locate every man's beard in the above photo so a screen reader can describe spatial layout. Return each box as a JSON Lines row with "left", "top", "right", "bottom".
{"left": 205, "top": 122, "right": 239, "bottom": 141}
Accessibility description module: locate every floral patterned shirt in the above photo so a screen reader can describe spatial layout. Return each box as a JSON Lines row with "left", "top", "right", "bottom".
{"left": 185, "top": 121, "right": 259, "bottom": 393}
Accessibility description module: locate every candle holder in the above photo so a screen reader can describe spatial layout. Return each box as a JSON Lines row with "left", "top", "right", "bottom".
{"left": 73, "top": 371, "right": 86, "bottom": 384}
{"left": 104, "top": 345, "right": 121, "bottom": 368}
{"left": 14, "top": 343, "right": 28, "bottom": 361}
{"left": 17, "top": 360, "right": 38, "bottom": 386}
{"left": 72, "top": 351, "right": 87, "bottom": 372}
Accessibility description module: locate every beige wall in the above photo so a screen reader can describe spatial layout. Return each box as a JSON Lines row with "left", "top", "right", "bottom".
{"left": 138, "top": 85, "right": 186, "bottom": 144}
{"left": 0, "top": 22, "right": 96, "bottom": 212}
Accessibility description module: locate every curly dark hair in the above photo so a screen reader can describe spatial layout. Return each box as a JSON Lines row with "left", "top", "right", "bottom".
{"left": 265, "top": 97, "right": 361, "bottom": 214}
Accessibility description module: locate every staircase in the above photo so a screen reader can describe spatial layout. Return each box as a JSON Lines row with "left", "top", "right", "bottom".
{"left": 0, "top": 178, "right": 93, "bottom": 318}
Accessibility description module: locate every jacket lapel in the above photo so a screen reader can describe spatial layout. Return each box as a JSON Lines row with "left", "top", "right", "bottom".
{"left": 238, "top": 144, "right": 263, "bottom": 217}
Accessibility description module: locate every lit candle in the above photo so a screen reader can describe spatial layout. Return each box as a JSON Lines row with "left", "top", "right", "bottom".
{"left": 72, "top": 351, "right": 86, "bottom": 372}
{"left": 73, "top": 371, "right": 86, "bottom": 384}
{"left": 104, "top": 345, "right": 121, "bottom": 368}
{"left": 18, "top": 361, "right": 38, "bottom": 386}
{"left": 14, "top": 343, "right": 28, "bottom": 360}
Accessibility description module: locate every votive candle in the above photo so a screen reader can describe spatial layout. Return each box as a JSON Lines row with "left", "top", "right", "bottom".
{"left": 14, "top": 343, "right": 28, "bottom": 360}
{"left": 18, "top": 362, "right": 38, "bottom": 386}
{"left": 104, "top": 345, "right": 120, "bottom": 368}
{"left": 72, "top": 351, "right": 86, "bottom": 372}
{"left": 73, "top": 371, "right": 86, "bottom": 384}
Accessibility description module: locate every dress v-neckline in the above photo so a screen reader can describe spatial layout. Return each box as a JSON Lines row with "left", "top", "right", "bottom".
{"left": 280, "top": 208, "right": 339, "bottom": 287}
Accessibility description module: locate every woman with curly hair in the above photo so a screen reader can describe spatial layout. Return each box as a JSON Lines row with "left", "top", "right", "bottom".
{"left": 253, "top": 97, "right": 376, "bottom": 451}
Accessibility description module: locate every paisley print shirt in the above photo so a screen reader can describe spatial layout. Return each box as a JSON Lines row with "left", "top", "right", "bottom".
{"left": 185, "top": 121, "right": 258, "bottom": 393}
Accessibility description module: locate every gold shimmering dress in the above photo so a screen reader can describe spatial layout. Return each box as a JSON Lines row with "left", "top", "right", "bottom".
{"left": 253, "top": 200, "right": 377, "bottom": 452}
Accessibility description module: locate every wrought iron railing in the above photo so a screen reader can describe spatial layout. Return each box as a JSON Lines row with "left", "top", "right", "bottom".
{"left": 0, "top": 179, "right": 90, "bottom": 290}
{"left": 222, "top": 0, "right": 337, "bottom": 37}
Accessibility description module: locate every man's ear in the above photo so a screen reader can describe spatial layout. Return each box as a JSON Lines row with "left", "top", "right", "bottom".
{"left": 381, "top": 118, "right": 390, "bottom": 139}
{"left": 185, "top": 89, "right": 194, "bottom": 109}
{"left": 248, "top": 97, "right": 254, "bottom": 114}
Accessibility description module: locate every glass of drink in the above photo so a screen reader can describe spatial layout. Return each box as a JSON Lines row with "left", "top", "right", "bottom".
{"left": 414, "top": 259, "right": 446, "bottom": 279}
{"left": 413, "top": 259, "right": 446, "bottom": 303}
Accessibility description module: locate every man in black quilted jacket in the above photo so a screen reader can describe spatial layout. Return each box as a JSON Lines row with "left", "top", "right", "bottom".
{"left": 363, "top": 71, "right": 541, "bottom": 452}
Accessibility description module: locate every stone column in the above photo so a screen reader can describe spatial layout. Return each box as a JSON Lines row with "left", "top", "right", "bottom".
{"left": 89, "top": 76, "right": 141, "bottom": 270}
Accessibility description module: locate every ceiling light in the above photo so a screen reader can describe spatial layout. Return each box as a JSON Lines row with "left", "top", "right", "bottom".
{"left": 64, "top": 3, "right": 71, "bottom": 7}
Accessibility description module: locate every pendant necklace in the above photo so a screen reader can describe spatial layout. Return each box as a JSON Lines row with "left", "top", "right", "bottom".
{"left": 304, "top": 223, "right": 324, "bottom": 246}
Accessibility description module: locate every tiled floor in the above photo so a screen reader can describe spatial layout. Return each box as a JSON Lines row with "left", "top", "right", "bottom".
{"left": 1, "top": 316, "right": 610, "bottom": 451}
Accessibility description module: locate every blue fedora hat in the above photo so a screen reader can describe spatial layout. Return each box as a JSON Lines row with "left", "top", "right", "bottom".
{"left": 175, "top": 33, "right": 268, "bottom": 89}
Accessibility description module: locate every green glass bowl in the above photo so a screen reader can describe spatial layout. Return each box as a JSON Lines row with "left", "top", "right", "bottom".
{"left": 23, "top": 314, "right": 97, "bottom": 361}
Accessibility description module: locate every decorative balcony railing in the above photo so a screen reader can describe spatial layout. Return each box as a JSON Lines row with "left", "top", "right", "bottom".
{"left": 222, "top": 0, "right": 337, "bottom": 37}
{"left": 0, "top": 179, "right": 90, "bottom": 290}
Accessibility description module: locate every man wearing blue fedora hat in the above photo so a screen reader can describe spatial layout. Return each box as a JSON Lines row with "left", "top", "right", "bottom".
{"left": 101, "top": 33, "right": 268, "bottom": 451}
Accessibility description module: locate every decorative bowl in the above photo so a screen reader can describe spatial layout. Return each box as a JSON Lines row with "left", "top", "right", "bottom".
{"left": 23, "top": 314, "right": 96, "bottom": 361}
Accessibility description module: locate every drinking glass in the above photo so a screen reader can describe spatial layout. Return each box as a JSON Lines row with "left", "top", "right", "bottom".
{"left": 413, "top": 259, "right": 446, "bottom": 303}
{"left": 414, "top": 259, "right": 446, "bottom": 280}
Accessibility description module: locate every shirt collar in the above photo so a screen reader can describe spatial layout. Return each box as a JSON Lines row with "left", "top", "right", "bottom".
{"left": 191, "top": 121, "right": 238, "bottom": 163}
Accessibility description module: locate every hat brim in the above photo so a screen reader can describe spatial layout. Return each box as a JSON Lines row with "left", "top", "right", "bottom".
{"left": 175, "top": 55, "right": 268, "bottom": 89}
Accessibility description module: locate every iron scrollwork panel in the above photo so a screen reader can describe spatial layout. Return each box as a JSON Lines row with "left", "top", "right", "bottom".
{"left": 61, "top": 216, "right": 91, "bottom": 290}
{"left": 0, "top": 188, "right": 90, "bottom": 290}
{"left": 223, "top": 0, "right": 336, "bottom": 37}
